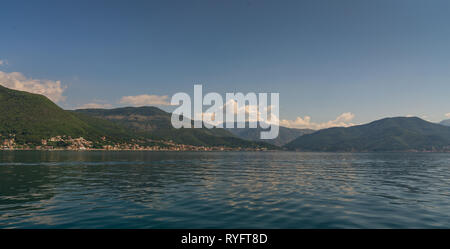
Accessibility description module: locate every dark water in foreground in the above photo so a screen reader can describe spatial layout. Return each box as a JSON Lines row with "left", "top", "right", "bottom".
{"left": 0, "top": 151, "right": 449, "bottom": 228}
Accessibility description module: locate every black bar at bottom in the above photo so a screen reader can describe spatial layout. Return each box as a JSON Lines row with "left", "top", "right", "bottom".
{"left": 0, "top": 229, "right": 446, "bottom": 248}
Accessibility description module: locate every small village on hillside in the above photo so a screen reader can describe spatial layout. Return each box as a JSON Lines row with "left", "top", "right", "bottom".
{"left": 0, "top": 135, "right": 268, "bottom": 151}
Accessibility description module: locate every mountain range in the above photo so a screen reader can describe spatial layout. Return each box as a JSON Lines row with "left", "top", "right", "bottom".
{"left": 0, "top": 85, "right": 272, "bottom": 150}
{"left": 2, "top": 85, "right": 450, "bottom": 152}
{"left": 73, "top": 107, "right": 274, "bottom": 148}
{"left": 225, "top": 122, "right": 314, "bottom": 146}
{"left": 285, "top": 117, "right": 450, "bottom": 152}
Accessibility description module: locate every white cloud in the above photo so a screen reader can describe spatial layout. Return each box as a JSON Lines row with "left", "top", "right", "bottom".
{"left": 0, "top": 71, "right": 66, "bottom": 102}
{"left": 445, "top": 113, "right": 450, "bottom": 118}
{"left": 199, "top": 99, "right": 354, "bottom": 130}
{"left": 202, "top": 99, "right": 279, "bottom": 126}
{"left": 119, "top": 94, "right": 172, "bottom": 106}
{"left": 76, "top": 103, "right": 113, "bottom": 109}
{"left": 280, "top": 112, "right": 356, "bottom": 130}
{"left": 0, "top": 60, "right": 6, "bottom": 66}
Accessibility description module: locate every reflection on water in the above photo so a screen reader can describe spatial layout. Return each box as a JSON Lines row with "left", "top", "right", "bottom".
{"left": 0, "top": 151, "right": 449, "bottom": 228}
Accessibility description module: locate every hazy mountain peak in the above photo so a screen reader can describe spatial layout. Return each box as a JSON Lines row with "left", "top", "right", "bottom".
{"left": 440, "top": 119, "right": 450, "bottom": 126}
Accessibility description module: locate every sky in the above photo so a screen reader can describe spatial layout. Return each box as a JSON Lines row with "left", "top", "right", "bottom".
{"left": 1, "top": 0, "right": 450, "bottom": 129}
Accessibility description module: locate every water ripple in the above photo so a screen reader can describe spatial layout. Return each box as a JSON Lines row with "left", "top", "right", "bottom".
{"left": 0, "top": 151, "right": 449, "bottom": 228}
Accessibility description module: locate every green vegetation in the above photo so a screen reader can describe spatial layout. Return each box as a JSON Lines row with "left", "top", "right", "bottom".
{"left": 285, "top": 117, "right": 450, "bottom": 152}
{"left": 0, "top": 85, "right": 91, "bottom": 144}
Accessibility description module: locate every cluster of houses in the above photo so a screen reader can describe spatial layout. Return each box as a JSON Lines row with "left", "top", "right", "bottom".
{"left": 100, "top": 139, "right": 262, "bottom": 151}
{"left": 0, "top": 135, "right": 268, "bottom": 151}
{"left": 37, "top": 136, "right": 93, "bottom": 150}
{"left": 2, "top": 137, "right": 17, "bottom": 150}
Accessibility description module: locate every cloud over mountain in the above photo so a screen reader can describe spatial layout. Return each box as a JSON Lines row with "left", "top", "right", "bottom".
{"left": 280, "top": 112, "right": 356, "bottom": 130}
{"left": 119, "top": 94, "right": 172, "bottom": 106}
{"left": 76, "top": 102, "right": 113, "bottom": 109}
{"left": 0, "top": 71, "right": 66, "bottom": 102}
{"left": 201, "top": 99, "right": 279, "bottom": 126}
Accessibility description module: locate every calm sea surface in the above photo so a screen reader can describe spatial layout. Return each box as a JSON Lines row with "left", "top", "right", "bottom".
{"left": 0, "top": 151, "right": 449, "bottom": 228}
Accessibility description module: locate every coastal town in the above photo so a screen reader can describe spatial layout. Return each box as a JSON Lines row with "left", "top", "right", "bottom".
{"left": 0, "top": 135, "right": 268, "bottom": 151}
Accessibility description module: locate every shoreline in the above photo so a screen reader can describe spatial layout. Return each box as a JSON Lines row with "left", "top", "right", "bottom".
{"left": 0, "top": 148, "right": 274, "bottom": 152}
{"left": 0, "top": 149, "right": 449, "bottom": 153}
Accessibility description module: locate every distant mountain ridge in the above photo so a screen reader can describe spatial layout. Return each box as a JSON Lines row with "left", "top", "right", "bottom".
{"left": 440, "top": 119, "right": 450, "bottom": 126}
{"left": 285, "top": 117, "right": 450, "bottom": 152}
{"left": 225, "top": 122, "right": 314, "bottom": 146}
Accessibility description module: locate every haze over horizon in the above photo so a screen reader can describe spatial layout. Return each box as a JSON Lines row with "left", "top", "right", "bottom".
{"left": 1, "top": 0, "right": 450, "bottom": 129}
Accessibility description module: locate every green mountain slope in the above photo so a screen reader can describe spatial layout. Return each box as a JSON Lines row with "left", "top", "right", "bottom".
{"left": 225, "top": 122, "right": 314, "bottom": 146}
{"left": 0, "top": 85, "right": 92, "bottom": 144}
{"left": 285, "top": 117, "right": 450, "bottom": 152}
{"left": 0, "top": 85, "right": 140, "bottom": 146}
{"left": 74, "top": 107, "right": 275, "bottom": 148}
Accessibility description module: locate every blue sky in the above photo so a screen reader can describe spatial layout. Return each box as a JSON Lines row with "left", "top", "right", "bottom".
{"left": 1, "top": 0, "right": 450, "bottom": 128}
